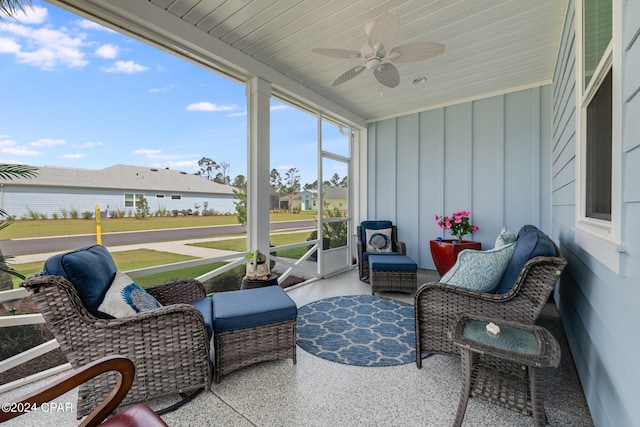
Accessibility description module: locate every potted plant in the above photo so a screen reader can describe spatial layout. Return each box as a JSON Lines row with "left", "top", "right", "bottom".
{"left": 430, "top": 210, "right": 481, "bottom": 276}
{"left": 242, "top": 250, "right": 278, "bottom": 289}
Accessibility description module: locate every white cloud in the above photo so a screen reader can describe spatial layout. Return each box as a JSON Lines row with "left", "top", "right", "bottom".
{"left": 149, "top": 84, "right": 175, "bottom": 93}
{"left": 95, "top": 44, "right": 118, "bottom": 59}
{"left": 0, "top": 37, "right": 20, "bottom": 54}
{"left": 0, "top": 139, "right": 17, "bottom": 147}
{"left": 76, "top": 19, "right": 115, "bottom": 32}
{"left": 77, "top": 141, "right": 102, "bottom": 148}
{"left": 227, "top": 110, "right": 247, "bottom": 117}
{"left": 59, "top": 153, "right": 85, "bottom": 159}
{"left": 10, "top": 6, "right": 48, "bottom": 25}
{"left": 2, "top": 146, "right": 41, "bottom": 156}
{"left": 30, "top": 138, "right": 65, "bottom": 147}
{"left": 271, "top": 105, "right": 289, "bottom": 111}
{"left": 186, "top": 102, "right": 238, "bottom": 112}
{"left": 134, "top": 149, "right": 161, "bottom": 155}
{"left": 102, "top": 60, "right": 148, "bottom": 73}
{"left": 1, "top": 21, "right": 88, "bottom": 69}
{"left": 165, "top": 160, "right": 199, "bottom": 168}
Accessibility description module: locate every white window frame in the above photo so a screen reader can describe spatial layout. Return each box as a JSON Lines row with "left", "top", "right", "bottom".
{"left": 574, "top": 0, "right": 625, "bottom": 274}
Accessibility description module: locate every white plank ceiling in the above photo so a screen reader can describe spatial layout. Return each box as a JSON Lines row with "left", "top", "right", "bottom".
{"left": 58, "top": 0, "right": 569, "bottom": 123}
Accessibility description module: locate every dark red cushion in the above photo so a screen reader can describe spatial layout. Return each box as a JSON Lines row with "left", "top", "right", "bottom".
{"left": 101, "top": 404, "right": 167, "bottom": 427}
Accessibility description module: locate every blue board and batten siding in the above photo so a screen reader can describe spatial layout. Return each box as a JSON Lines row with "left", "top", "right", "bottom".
{"left": 367, "top": 86, "right": 552, "bottom": 270}
{"left": 553, "top": 0, "right": 640, "bottom": 425}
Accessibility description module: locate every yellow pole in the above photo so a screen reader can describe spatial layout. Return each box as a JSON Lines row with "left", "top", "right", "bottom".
{"left": 95, "top": 205, "right": 102, "bottom": 245}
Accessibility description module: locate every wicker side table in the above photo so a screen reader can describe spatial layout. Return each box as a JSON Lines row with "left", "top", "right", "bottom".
{"left": 449, "top": 314, "right": 561, "bottom": 427}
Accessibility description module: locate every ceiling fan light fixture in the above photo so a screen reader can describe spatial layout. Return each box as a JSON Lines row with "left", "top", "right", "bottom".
{"left": 412, "top": 76, "right": 428, "bottom": 85}
{"left": 366, "top": 58, "right": 382, "bottom": 70}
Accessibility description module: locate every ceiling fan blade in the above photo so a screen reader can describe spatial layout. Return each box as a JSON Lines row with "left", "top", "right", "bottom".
{"left": 389, "top": 42, "right": 445, "bottom": 63}
{"left": 367, "top": 11, "right": 399, "bottom": 50}
{"left": 374, "top": 63, "right": 400, "bottom": 88}
{"left": 311, "top": 48, "right": 362, "bottom": 59}
{"left": 331, "top": 66, "right": 366, "bottom": 87}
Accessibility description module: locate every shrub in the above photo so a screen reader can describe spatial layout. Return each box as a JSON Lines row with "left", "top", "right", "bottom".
{"left": 52, "top": 213, "right": 59, "bottom": 220}
{"left": 81, "top": 211, "right": 93, "bottom": 219}
{"left": 60, "top": 209, "right": 68, "bottom": 219}
{"left": 69, "top": 209, "right": 79, "bottom": 219}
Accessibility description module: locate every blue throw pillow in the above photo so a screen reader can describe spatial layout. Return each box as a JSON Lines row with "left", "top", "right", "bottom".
{"left": 495, "top": 226, "right": 556, "bottom": 294}
{"left": 43, "top": 245, "right": 117, "bottom": 315}
{"left": 98, "top": 271, "right": 162, "bottom": 318}
{"left": 440, "top": 243, "right": 516, "bottom": 293}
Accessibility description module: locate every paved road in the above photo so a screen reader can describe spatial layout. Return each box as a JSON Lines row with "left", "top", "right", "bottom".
{"left": 1, "top": 220, "right": 315, "bottom": 256}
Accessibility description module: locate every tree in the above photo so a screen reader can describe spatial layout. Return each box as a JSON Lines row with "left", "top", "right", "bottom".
{"left": 0, "top": 0, "right": 32, "bottom": 22}
{"left": 269, "top": 168, "right": 281, "bottom": 191}
{"left": 233, "top": 188, "right": 247, "bottom": 226}
{"left": 339, "top": 175, "right": 348, "bottom": 188}
{"left": 215, "top": 161, "right": 232, "bottom": 185}
{"left": 281, "top": 167, "right": 300, "bottom": 214}
{"left": 195, "top": 157, "right": 218, "bottom": 180}
{"left": 330, "top": 173, "right": 341, "bottom": 187}
{"left": 231, "top": 174, "right": 246, "bottom": 189}
{"left": 0, "top": 163, "right": 38, "bottom": 289}
{"left": 135, "top": 195, "right": 150, "bottom": 219}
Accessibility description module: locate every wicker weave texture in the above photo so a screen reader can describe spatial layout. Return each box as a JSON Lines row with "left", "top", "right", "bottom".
{"left": 22, "top": 276, "right": 212, "bottom": 419}
{"left": 356, "top": 225, "right": 406, "bottom": 282}
{"left": 213, "top": 319, "right": 296, "bottom": 384}
{"left": 414, "top": 241, "right": 567, "bottom": 363}
{"left": 452, "top": 317, "right": 561, "bottom": 427}
{"left": 370, "top": 269, "right": 416, "bottom": 294}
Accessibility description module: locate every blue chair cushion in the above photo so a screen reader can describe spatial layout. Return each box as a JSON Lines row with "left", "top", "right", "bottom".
{"left": 496, "top": 225, "right": 557, "bottom": 294}
{"left": 212, "top": 286, "right": 297, "bottom": 333}
{"left": 186, "top": 297, "right": 213, "bottom": 338}
{"left": 360, "top": 220, "right": 393, "bottom": 245}
{"left": 43, "top": 245, "right": 117, "bottom": 315}
{"left": 368, "top": 254, "right": 417, "bottom": 272}
{"left": 362, "top": 252, "right": 402, "bottom": 261}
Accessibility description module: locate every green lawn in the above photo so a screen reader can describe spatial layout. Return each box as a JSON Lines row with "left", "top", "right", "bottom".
{"left": 189, "top": 231, "right": 314, "bottom": 259}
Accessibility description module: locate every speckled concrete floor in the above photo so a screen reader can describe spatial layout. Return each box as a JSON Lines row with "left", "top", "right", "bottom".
{"left": 1, "top": 268, "right": 593, "bottom": 427}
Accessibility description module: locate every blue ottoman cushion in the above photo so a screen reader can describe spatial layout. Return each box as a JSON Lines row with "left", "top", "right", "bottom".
{"left": 186, "top": 297, "right": 213, "bottom": 338}
{"left": 369, "top": 254, "right": 417, "bottom": 272}
{"left": 213, "top": 286, "right": 297, "bottom": 333}
{"left": 43, "top": 245, "right": 117, "bottom": 315}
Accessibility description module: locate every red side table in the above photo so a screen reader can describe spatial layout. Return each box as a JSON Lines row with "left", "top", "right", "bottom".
{"left": 429, "top": 239, "right": 481, "bottom": 276}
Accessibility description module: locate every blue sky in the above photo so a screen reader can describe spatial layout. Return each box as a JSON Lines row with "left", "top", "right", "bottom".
{"left": 0, "top": 4, "right": 345, "bottom": 186}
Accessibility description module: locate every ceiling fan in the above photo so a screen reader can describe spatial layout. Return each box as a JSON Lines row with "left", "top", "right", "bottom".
{"left": 312, "top": 11, "right": 444, "bottom": 88}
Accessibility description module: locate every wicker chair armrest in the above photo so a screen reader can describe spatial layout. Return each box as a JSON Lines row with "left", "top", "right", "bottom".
{"left": 396, "top": 241, "right": 407, "bottom": 255}
{"left": 0, "top": 355, "right": 135, "bottom": 426}
{"left": 145, "top": 278, "right": 206, "bottom": 305}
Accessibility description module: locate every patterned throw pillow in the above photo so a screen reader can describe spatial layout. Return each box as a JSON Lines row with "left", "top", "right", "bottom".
{"left": 98, "top": 271, "right": 162, "bottom": 318}
{"left": 495, "top": 226, "right": 517, "bottom": 248}
{"left": 365, "top": 228, "right": 393, "bottom": 252}
{"left": 440, "top": 242, "right": 516, "bottom": 293}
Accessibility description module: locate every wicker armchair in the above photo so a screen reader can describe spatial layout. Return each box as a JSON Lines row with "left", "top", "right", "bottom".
{"left": 414, "top": 239, "right": 566, "bottom": 366}
{"left": 22, "top": 274, "right": 212, "bottom": 419}
{"left": 356, "top": 221, "right": 406, "bottom": 282}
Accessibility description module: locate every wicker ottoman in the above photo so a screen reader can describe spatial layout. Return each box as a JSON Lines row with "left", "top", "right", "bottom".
{"left": 368, "top": 254, "right": 417, "bottom": 294}
{"left": 212, "top": 286, "right": 297, "bottom": 383}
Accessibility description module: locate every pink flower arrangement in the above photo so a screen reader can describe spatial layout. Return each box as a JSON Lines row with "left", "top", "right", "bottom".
{"left": 434, "top": 210, "right": 479, "bottom": 242}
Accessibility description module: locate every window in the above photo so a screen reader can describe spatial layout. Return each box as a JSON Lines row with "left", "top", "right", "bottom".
{"left": 585, "top": 69, "right": 612, "bottom": 220}
{"left": 156, "top": 194, "right": 165, "bottom": 199}
{"left": 575, "top": 0, "right": 623, "bottom": 273}
{"left": 171, "top": 195, "right": 182, "bottom": 200}
{"left": 124, "top": 193, "right": 144, "bottom": 208}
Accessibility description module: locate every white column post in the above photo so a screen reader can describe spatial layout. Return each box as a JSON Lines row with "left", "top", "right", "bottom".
{"left": 247, "top": 76, "right": 271, "bottom": 257}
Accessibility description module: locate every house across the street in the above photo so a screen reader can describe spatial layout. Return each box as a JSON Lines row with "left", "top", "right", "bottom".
{"left": 0, "top": 164, "right": 238, "bottom": 219}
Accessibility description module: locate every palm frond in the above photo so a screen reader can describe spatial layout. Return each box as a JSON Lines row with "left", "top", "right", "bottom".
{"left": 0, "top": 0, "right": 33, "bottom": 21}
{"left": 0, "top": 255, "right": 25, "bottom": 280}
{"left": 0, "top": 164, "right": 38, "bottom": 180}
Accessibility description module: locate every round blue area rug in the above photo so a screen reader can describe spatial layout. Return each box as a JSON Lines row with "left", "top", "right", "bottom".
{"left": 296, "top": 294, "right": 423, "bottom": 367}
